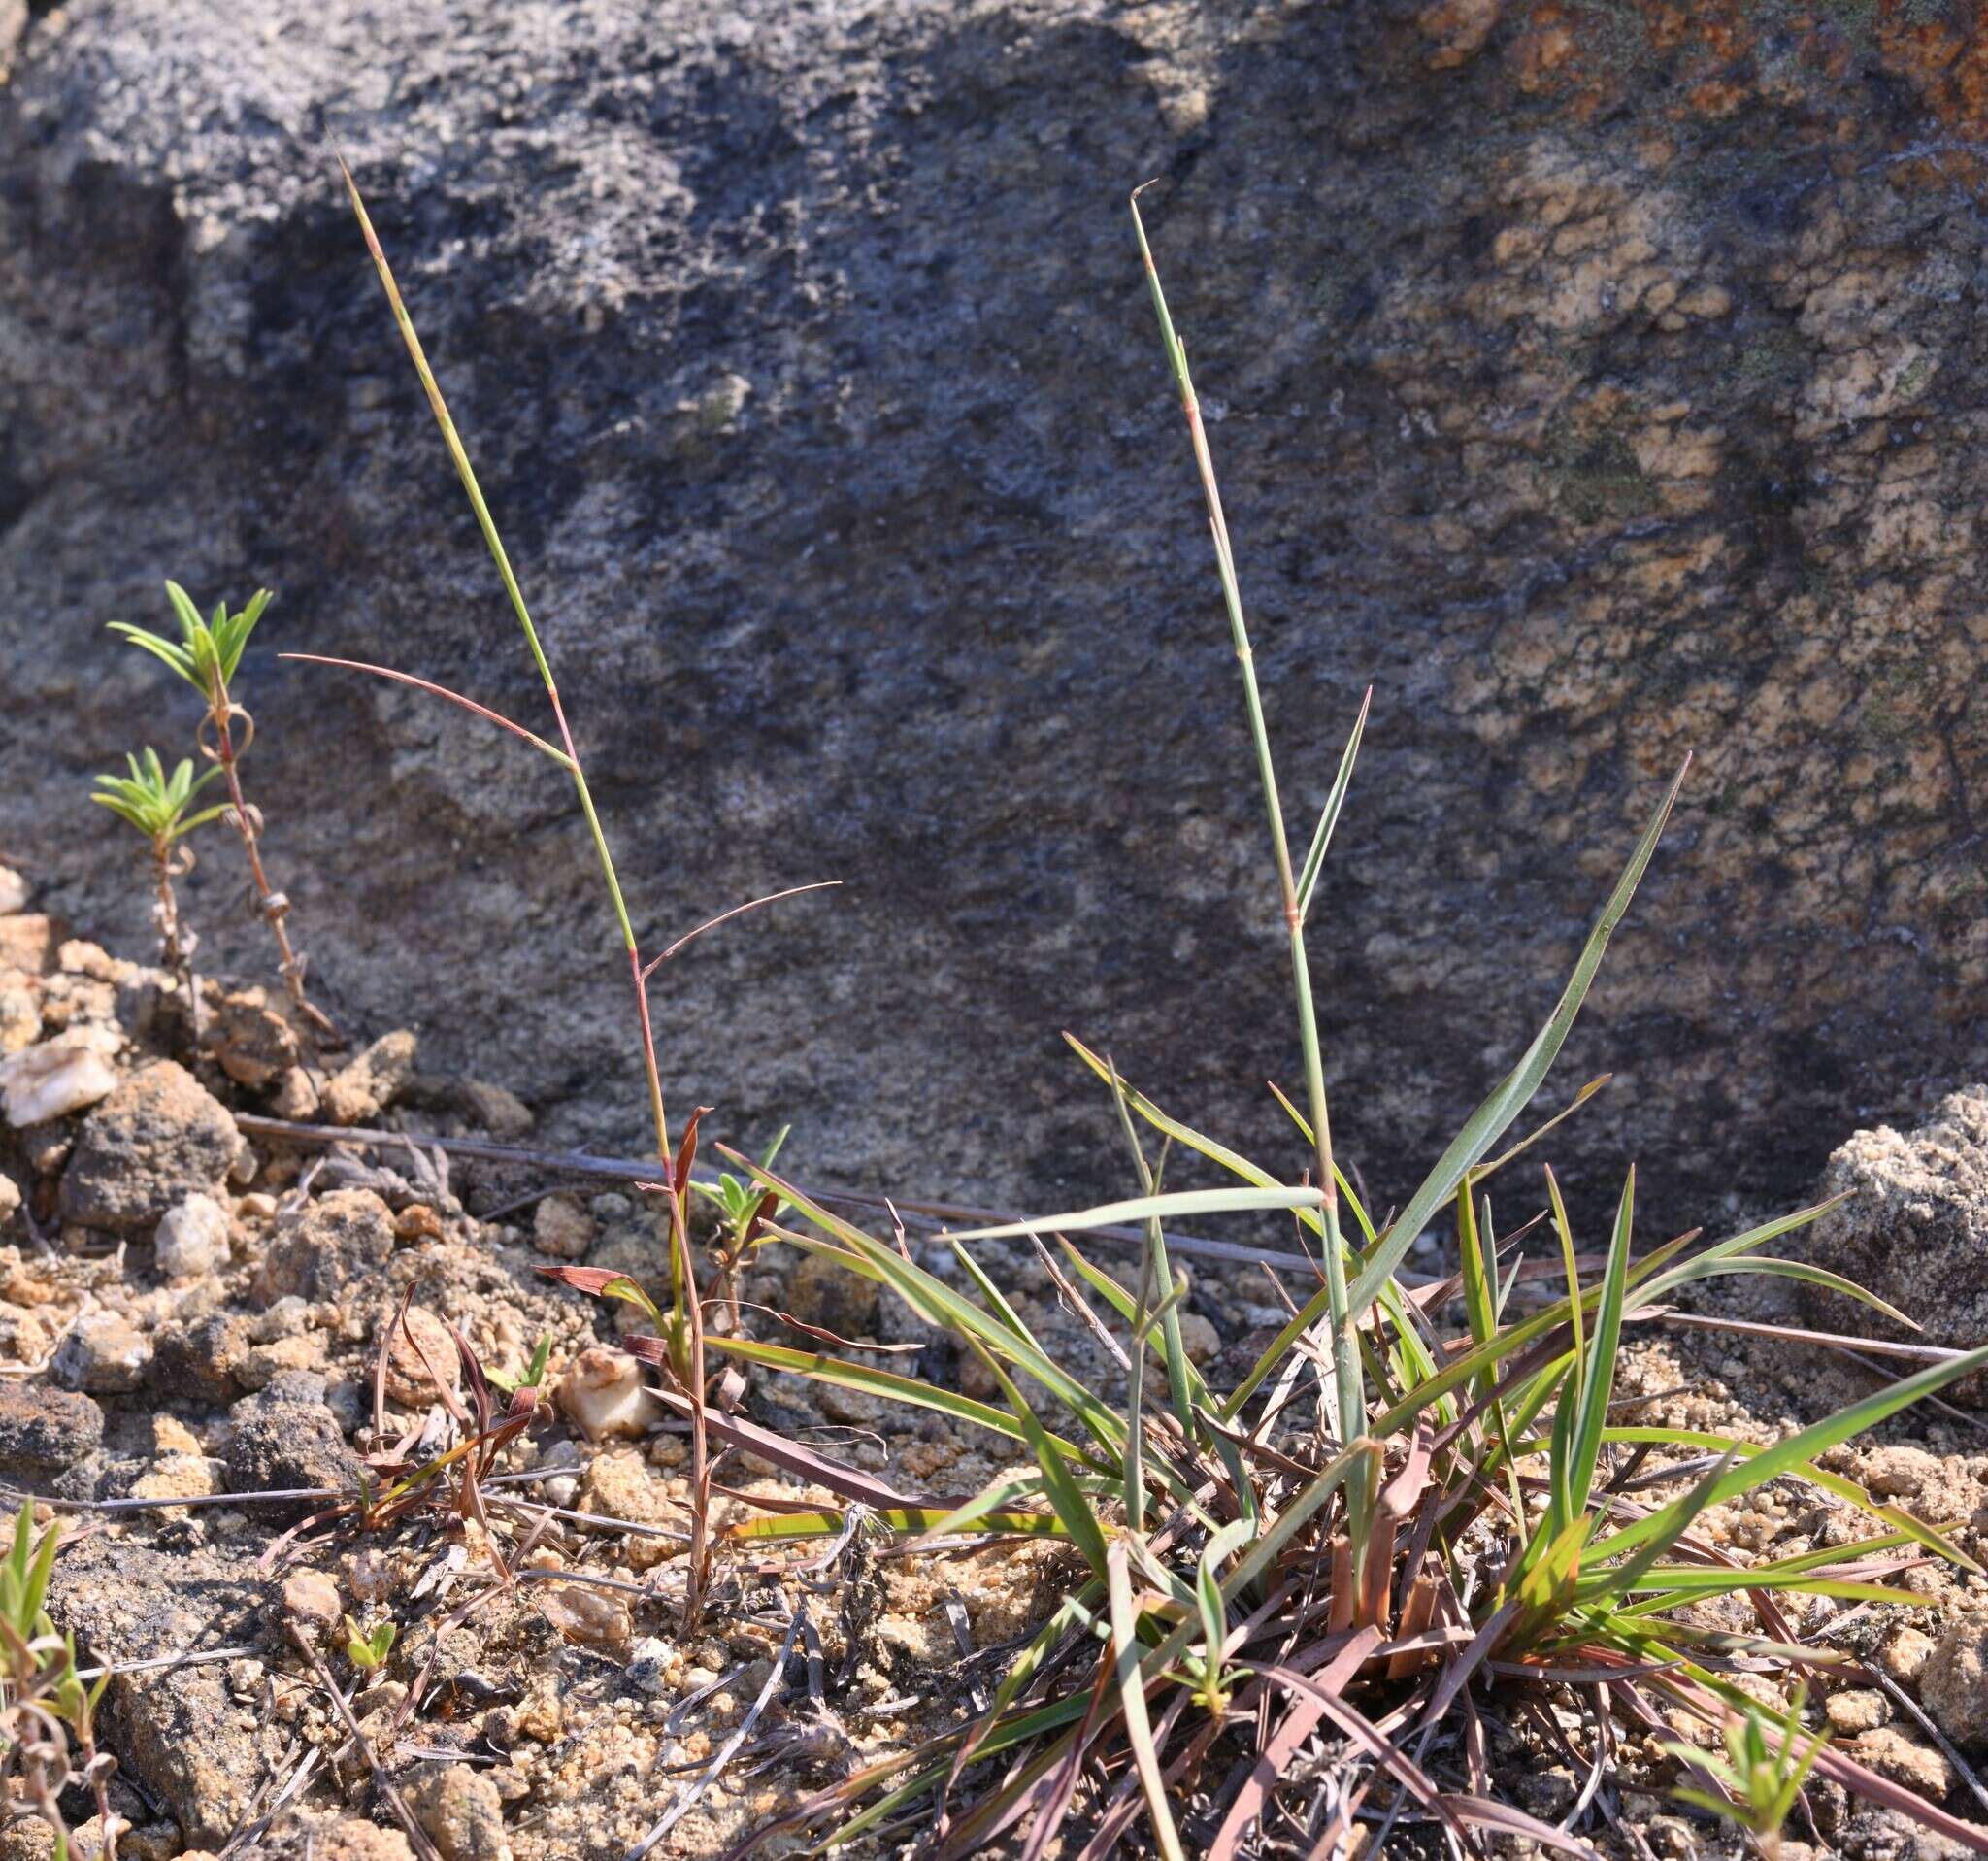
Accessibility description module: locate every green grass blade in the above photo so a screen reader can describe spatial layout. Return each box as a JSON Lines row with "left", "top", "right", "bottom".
{"left": 340, "top": 160, "right": 638, "bottom": 954}
{"left": 1056, "top": 1241, "right": 1217, "bottom": 1415}
{"left": 735, "top": 1170, "right": 1138, "bottom": 1458}
{"left": 701, "top": 1335, "right": 1092, "bottom": 1466}
{"left": 1065, "top": 1035, "right": 1375, "bottom": 1242}
{"left": 1108, "top": 1539, "right": 1187, "bottom": 1861}
{"left": 1228, "top": 761, "right": 1686, "bottom": 1416}
{"left": 1592, "top": 1343, "right": 1988, "bottom": 1564}
{"left": 1294, "top": 689, "right": 1370, "bottom": 920}
{"left": 1660, "top": 1258, "right": 1917, "bottom": 1330}
{"left": 725, "top": 1506, "right": 1067, "bottom": 1544}
{"left": 1351, "top": 762, "right": 1685, "bottom": 1299}
{"left": 1634, "top": 1201, "right": 1841, "bottom": 1300}
{"left": 943, "top": 1184, "right": 1325, "bottom": 1242}
{"left": 978, "top": 1348, "right": 1110, "bottom": 1579}
{"left": 953, "top": 1245, "right": 1044, "bottom": 1348}
{"left": 1569, "top": 1168, "right": 1635, "bottom": 1518}
{"left": 1594, "top": 1424, "right": 1978, "bottom": 1572}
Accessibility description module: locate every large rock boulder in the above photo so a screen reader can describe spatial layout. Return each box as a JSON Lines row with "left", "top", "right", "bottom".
{"left": 5, "top": 3, "right": 1988, "bottom": 1224}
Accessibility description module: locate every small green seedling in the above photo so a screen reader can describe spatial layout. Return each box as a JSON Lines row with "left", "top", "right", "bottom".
{"left": 343, "top": 1615, "right": 396, "bottom": 1674}
{"left": 1663, "top": 1688, "right": 1828, "bottom": 1856}
{"left": 91, "top": 747, "right": 227, "bottom": 1010}
{"left": 109, "top": 582, "right": 331, "bottom": 1034}
{"left": 0, "top": 1512, "right": 112, "bottom": 1861}
{"left": 690, "top": 1125, "right": 794, "bottom": 1332}
{"left": 689, "top": 1123, "right": 793, "bottom": 1249}
{"left": 483, "top": 1333, "right": 552, "bottom": 1398}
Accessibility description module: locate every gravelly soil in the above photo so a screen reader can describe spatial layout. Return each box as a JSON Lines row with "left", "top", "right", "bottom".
{"left": 4, "top": 879, "right": 1988, "bottom": 1861}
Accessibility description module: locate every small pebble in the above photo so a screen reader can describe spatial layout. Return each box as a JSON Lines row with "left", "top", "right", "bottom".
{"left": 540, "top": 1584, "right": 630, "bottom": 1648}
{"left": 625, "top": 1637, "right": 673, "bottom": 1695}
{"left": 156, "top": 1193, "right": 232, "bottom": 1281}
{"left": 282, "top": 1569, "right": 343, "bottom": 1635}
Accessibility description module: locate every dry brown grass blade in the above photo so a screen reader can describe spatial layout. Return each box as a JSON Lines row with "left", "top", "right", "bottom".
{"left": 278, "top": 654, "right": 574, "bottom": 766}
{"left": 1015, "top": 1654, "right": 1115, "bottom": 1861}
{"left": 642, "top": 1377, "right": 982, "bottom": 1516}
{"left": 1387, "top": 1570, "right": 1441, "bottom": 1681}
{"left": 1249, "top": 1662, "right": 1468, "bottom": 1846}
{"left": 1436, "top": 1795, "right": 1606, "bottom": 1858}
{"left": 1067, "top": 1693, "right": 1201, "bottom": 1861}
{"left": 1208, "top": 1626, "right": 1381, "bottom": 1861}
{"left": 639, "top": 882, "right": 841, "bottom": 980}
{"left": 233, "top": 1112, "right": 1327, "bottom": 1273}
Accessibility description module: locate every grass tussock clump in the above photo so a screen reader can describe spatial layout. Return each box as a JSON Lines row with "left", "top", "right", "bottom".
{"left": 298, "top": 165, "right": 1988, "bottom": 1861}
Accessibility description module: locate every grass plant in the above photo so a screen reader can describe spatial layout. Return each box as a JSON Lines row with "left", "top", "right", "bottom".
{"left": 553, "top": 193, "right": 1988, "bottom": 1858}
{"left": 109, "top": 584, "right": 334, "bottom": 1035}
{"left": 283, "top": 166, "right": 1988, "bottom": 1856}
{"left": 291, "top": 164, "right": 832, "bottom": 1629}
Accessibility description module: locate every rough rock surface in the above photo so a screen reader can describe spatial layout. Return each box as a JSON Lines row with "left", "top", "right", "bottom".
{"left": 1924, "top": 1619, "right": 1988, "bottom": 1754}
{"left": 153, "top": 1191, "right": 232, "bottom": 1281}
{"left": 319, "top": 1027, "right": 418, "bottom": 1126}
{"left": 407, "top": 1766, "right": 512, "bottom": 1861}
{"left": 254, "top": 1187, "right": 396, "bottom": 1302}
{"left": 45, "top": 1538, "right": 269, "bottom": 1850}
{"left": 1805, "top": 1087, "right": 1988, "bottom": 1361}
{"left": 0, "top": 1379, "right": 103, "bottom": 1477}
{"left": 9, "top": 5, "right": 1988, "bottom": 1230}
{"left": 224, "top": 1383, "right": 364, "bottom": 1494}
{"left": 57, "top": 1063, "right": 243, "bottom": 1233}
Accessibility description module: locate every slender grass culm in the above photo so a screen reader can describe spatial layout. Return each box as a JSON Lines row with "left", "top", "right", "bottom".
{"left": 292, "top": 164, "right": 832, "bottom": 1629}
{"left": 304, "top": 160, "right": 711, "bottom": 1612}
{"left": 1129, "top": 179, "right": 1369, "bottom": 1528}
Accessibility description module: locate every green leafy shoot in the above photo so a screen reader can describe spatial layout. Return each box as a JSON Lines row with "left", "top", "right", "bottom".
{"left": 89, "top": 748, "right": 227, "bottom": 843}
{"left": 107, "top": 580, "right": 329, "bottom": 1028}
{"left": 0, "top": 1512, "right": 111, "bottom": 1861}
{"left": 1661, "top": 1688, "right": 1828, "bottom": 1854}
{"left": 343, "top": 1615, "right": 397, "bottom": 1673}
{"left": 483, "top": 1333, "right": 552, "bottom": 1397}
{"left": 108, "top": 582, "right": 272, "bottom": 701}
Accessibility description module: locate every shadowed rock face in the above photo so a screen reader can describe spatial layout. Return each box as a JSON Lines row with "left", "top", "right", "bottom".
{"left": 3, "top": 1, "right": 1986, "bottom": 1230}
